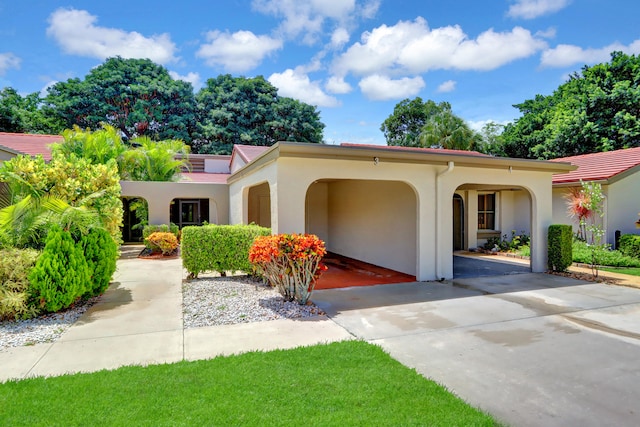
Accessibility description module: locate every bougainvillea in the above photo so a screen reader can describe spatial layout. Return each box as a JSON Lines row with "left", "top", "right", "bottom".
{"left": 249, "top": 233, "right": 327, "bottom": 305}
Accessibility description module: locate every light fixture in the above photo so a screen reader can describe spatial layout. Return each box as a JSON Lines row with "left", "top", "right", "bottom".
{"left": 373, "top": 156, "right": 379, "bottom": 165}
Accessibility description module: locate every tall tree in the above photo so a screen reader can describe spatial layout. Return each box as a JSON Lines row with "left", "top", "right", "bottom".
{"left": 0, "top": 88, "right": 63, "bottom": 134}
{"left": 194, "top": 75, "right": 324, "bottom": 154}
{"left": 380, "top": 97, "right": 453, "bottom": 146}
{"left": 44, "top": 57, "right": 196, "bottom": 141}
{"left": 419, "top": 110, "right": 479, "bottom": 150}
{"left": 502, "top": 51, "right": 640, "bottom": 159}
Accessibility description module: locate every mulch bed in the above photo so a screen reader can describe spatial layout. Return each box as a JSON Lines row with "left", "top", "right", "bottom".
{"left": 137, "top": 247, "right": 180, "bottom": 260}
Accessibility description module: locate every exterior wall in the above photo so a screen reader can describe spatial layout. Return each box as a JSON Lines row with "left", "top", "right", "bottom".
{"left": 119, "top": 181, "right": 229, "bottom": 226}
{"left": 608, "top": 174, "right": 640, "bottom": 243}
{"left": 228, "top": 162, "right": 278, "bottom": 230}
{"left": 204, "top": 158, "right": 230, "bottom": 173}
{"left": 500, "top": 190, "right": 531, "bottom": 238}
{"left": 247, "top": 182, "right": 271, "bottom": 228}
{"left": 552, "top": 187, "right": 572, "bottom": 228}
{"left": 305, "top": 182, "right": 329, "bottom": 245}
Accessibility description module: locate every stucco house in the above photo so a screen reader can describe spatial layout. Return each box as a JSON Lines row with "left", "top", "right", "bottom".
{"left": 551, "top": 146, "right": 640, "bottom": 247}
{"left": 0, "top": 132, "right": 575, "bottom": 280}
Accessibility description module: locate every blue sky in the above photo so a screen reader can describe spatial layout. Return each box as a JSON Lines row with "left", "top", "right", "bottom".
{"left": 1, "top": 0, "right": 639, "bottom": 145}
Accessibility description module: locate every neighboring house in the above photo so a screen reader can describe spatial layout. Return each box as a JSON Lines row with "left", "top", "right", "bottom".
{"left": 0, "top": 132, "right": 575, "bottom": 280}
{"left": 551, "top": 146, "right": 640, "bottom": 247}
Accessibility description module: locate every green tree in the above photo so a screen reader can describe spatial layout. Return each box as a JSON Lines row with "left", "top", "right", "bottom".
{"left": 475, "top": 122, "right": 506, "bottom": 156}
{"left": 120, "top": 137, "right": 190, "bottom": 181}
{"left": 380, "top": 97, "right": 453, "bottom": 147}
{"left": 0, "top": 87, "right": 63, "bottom": 134}
{"left": 53, "top": 125, "right": 127, "bottom": 167}
{"left": 502, "top": 51, "right": 640, "bottom": 159}
{"left": 194, "top": 75, "right": 324, "bottom": 154}
{"left": 418, "top": 111, "right": 479, "bottom": 150}
{"left": 44, "top": 57, "right": 196, "bottom": 141}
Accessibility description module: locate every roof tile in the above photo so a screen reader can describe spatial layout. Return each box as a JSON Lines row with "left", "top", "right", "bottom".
{"left": 551, "top": 146, "right": 640, "bottom": 184}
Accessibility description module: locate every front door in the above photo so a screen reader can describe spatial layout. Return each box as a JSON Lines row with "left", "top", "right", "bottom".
{"left": 179, "top": 200, "right": 200, "bottom": 228}
{"left": 453, "top": 194, "right": 465, "bottom": 251}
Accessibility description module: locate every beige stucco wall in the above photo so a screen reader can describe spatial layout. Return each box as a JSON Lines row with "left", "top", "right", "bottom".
{"left": 120, "top": 181, "right": 229, "bottom": 226}
{"left": 247, "top": 182, "right": 271, "bottom": 228}
{"left": 305, "top": 182, "right": 329, "bottom": 244}
{"left": 607, "top": 173, "right": 640, "bottom": 243}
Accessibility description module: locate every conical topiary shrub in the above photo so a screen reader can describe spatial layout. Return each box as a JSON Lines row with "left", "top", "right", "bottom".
{"left": 28, "top": 225, "right": 90, "bottom": 312}
{"left": 80, "top": 228, "right": 117, "bottom": 297}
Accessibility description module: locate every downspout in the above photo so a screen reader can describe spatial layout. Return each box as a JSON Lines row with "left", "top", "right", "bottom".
{"left": 435, "top": 161, "right": 454, "bottom": 280}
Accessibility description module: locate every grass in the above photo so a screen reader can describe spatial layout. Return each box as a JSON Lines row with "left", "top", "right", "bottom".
{"left": 600, "top": 267, "right": 640, "bottom": 277}
{"left": 0, "top": 341, "right": 498, "bottom": 426}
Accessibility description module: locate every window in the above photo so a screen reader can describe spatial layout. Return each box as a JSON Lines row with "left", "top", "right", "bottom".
{"left": 478, "top": 194, "right": 495, "bottom": 230}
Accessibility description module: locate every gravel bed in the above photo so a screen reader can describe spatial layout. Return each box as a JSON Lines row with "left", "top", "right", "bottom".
{"left": 0, "top": 297, "right": 98, "bottom": 352}
{"left": 183, "top": 276, "right": 324, "bottom": 328}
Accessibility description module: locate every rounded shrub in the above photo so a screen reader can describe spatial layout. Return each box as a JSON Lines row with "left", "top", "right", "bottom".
{"left": 28, "top": 225, "right": 90, "bottom": 313}
{"left": 81, "top": 228, "right": 118, "bottom": 297}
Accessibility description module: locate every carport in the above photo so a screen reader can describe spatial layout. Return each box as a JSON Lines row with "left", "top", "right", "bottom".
{"left": 228, "top": 142, "right": 575, "bottom": 281}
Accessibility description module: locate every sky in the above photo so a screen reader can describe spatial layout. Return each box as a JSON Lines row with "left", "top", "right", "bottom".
{"left": 1, "top": 0, "right": 639, "bottom": 145}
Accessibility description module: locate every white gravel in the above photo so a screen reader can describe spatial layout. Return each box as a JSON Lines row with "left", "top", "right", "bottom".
{"left": 183, "top": 276, "right": 324, "bottom": 328}
{"left": 0, "top": 276, "right": 324, "bottom": 351}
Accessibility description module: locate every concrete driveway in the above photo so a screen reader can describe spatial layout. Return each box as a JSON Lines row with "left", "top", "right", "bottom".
{"left": 312, "top": 272, "right": 640, "bottom": 427}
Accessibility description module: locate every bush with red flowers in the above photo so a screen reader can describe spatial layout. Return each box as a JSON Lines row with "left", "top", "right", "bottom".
{"left": 249, "top": 234, "right": 327, "bottom": 305}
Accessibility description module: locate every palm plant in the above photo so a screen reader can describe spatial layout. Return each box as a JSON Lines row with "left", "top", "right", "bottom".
{"left": 564, "top": 186, "right": 592, "bottom": 241}
{"left": 120, "top": 137, "right": 190, "bottom": 181}
{"left": 418, "top": 111, "right": 477, "bottom": 150}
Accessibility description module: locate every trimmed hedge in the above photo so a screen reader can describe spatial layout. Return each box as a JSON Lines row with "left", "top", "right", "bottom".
{"left": 182, "top": 224, "right": 271, "bottom": 278}
{"left": 548, "top": 224, "right": 573, "bottom": 272}
{"left": 618, "top": 234, "right": 640, "bottom": 260}
{"left": 80, "top": 228, "right": 118, "bottom": 297}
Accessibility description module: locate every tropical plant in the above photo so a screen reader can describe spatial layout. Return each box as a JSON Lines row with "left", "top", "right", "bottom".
{"left": 249, "top": 234, "right": 327, "bottom": 305}
{"left": 52, "top": 124, "right": 127, "bottom": 168}
{"left": 145, "top": 231, "right": 179, "bottom": 255}
{"left": 418, "top": 111, "right": 479, "bottom": 150}
{"left": 120, "top": 137, "right": 190, "bottom": 181}
{"left": 0, "top": 247, "right": 40, "bottom": 320}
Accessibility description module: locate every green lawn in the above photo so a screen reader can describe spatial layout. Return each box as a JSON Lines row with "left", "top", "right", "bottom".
{"left": 0, "top": 341, "right": 497, "bottom": 426}
{"left": 600, "top": 267, "right": 640, "bottom": 277}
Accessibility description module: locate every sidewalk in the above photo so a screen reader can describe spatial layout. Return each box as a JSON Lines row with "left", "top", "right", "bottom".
{"left": 0, "top": 249, "right": 352, "bottom": 382}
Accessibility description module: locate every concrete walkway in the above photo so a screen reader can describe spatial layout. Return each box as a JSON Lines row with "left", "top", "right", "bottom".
{"left": 0, "top": 249, "right": 352, "bottom": 382}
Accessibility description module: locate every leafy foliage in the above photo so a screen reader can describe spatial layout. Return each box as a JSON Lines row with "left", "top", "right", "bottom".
{"left": 120, "top": 137, "right": 190, "bottom": 181}
{"left": 142, "top": 223, "right": 180, "bottom": 247}
{"left": 80, "top": 228, "right": 118, "bottom": 297}
{"left": 548, "top": 224, "right": 573, "bottom": 272}
{"left": 52, "top": 125, "right": 127, "bottom": 169}
{"left": 249, "top": 234, "right": 327, "bottom": 305}
{"left": 573, "top": 240, "right": 640, "bottom": 267}
{"left": 44, "top": 57, "right": 196, "bottom": 141}
{"left": 0, "top": 247, "right": 40, "bottom": 320}
{"left": 193, "top": 74, "right": 324, "bottom": 154}
{"left": 381, "top": 97, "right": 453, "bottom": 147}
{"left": 618, "top": 234, "right": 640, "bottom": 259}
{"left": 28, "top": 225, "right": 90, "bottom": 313}
{"left": 0, "top": 87, "right": 64, "bottom": 134}
{"left": 502, "top": 52, "right": 640, "bottom": 159}
{"left": 145, "top": 232, "right": 179, "bottom": 255}
{"left": 419, "top": 110, "right": 480, "bottom": 150}
{"left": 181, "top": 224, "right": 271, "bottom": 278}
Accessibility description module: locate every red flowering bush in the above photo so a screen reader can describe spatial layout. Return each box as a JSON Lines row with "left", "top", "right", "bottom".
{"left": 249, "top": 234, "right": 327, "bottom": 305}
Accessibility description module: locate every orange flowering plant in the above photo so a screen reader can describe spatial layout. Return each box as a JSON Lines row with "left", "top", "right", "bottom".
{"left": 249, "top": 233, "right": 327, "bottom": 305}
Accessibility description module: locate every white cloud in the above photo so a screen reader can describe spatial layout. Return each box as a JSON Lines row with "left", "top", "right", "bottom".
{"left": 0, "top": 52, "right": 20, "bottom": 75}
{"left": 331, "top": 28, "right": 350, "bottom": 49}
{"left": 437, "top": 80, "right": 456, "bottom": 93}
{"left": 507, "top": 0, "right": 571, "bottom": 19}
{"left": 269, "top": 69, "right": 340, "bottom": 107}
{"left": 326, "top": 76, "right": 352, "bottom": 94}
{"left": 46, "top": 8, "right": 177, "bottom": 64}
{"left": 540, "top": 40, "right": 640, "bottom": 68}
{"left": 169, "top": 71, "right": 202, "bottom": 90}
{"left": 358, "top": 74, "right": 425, "bottom": 101}
{"left": 196, "top": 30, "right": 282, "bottom": 72}
{"left": 333, "top": 18, "right": 547, "bottom": 77}
{"left": 252, "top": 0, "right": 378, "bottom": 44}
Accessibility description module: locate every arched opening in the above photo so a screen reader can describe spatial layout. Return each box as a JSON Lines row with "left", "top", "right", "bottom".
{"left": 452, "top": 185, "right": 533, "bottom": 278}
{"left": 306, "top": 179, "right": 417, "bottom": 277}
{"left": 121, "top": 196, "right": 148, "bottom": 243}
{"left": 247, "top": 182, "right": 271, "bottom": 228}
{"left": 170, "top": 198, "right": 210, "bottom": 228}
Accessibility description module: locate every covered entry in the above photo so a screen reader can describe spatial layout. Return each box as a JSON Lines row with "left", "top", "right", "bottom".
{"left": 305, "top": 179, "right": 417, "bottom": 277}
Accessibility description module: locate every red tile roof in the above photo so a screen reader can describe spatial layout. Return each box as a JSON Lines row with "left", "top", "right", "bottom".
{"left": 178, "top": 172, "right": 229, "bottom": 183}
{"left": 340, "top": 142, "right": 491, "bottom": 157}
{"left": 0, "top": 132, "right": 61, "bottom": 161}
{"left": 550, "top": 146, "right": 640, "bottom": 184}
{"left": 233, "top": 144, "right": 271, "bottom": 162}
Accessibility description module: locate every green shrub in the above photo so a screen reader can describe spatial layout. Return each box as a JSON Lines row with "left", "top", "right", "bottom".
{"left": 28, "top": 225, "right": 90, "bottom": 313}
{"left": 618, "top": 234, "right": 640, "bottom": 260}
{"left": 80, "top": 228, "right": 118, "bottom": 297}
{"left": 146, "top": 232, "right": 179, "bottom": 255}
{"left": 573, "top": 240, "right": 640, "bottom": 267}
{"left": 182, "top": 224, "right": 271, "bottom": 279}
{"left": 548, "top": 224, "right": 573, "bottom": 272}
{"left": 0, "top": 247, "right": 40, "bottom": 320}
{"left": 142, "top": 224, "right": 180, "bottom": 248}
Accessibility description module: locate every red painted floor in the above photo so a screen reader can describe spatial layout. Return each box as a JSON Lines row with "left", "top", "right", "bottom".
{"left": 315, "top": 253, "right": 416, "bottom": 290}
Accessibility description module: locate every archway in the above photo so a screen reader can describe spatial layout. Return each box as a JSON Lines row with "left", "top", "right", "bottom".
{"left": 121, "top": 196, "right": 148, "bottom": 243}
{"left": 306, "top": 179, "right": 417, "bottom": 277}
{"left": 247, "top": 182, "right": 271, "bottom": 228}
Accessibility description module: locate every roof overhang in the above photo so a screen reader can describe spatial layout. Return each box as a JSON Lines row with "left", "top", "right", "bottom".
{"left": 228, "top": 142, "right": 577, "bottom": 183}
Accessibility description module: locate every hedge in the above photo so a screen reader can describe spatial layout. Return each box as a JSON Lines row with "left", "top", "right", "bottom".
{"left": 548, "top": 224, "right": 573, "bottom": 272}
{"left": 618, "top": 234, "right": 640, "bottom": 259}
{"left": 182, "top": 224, "right": 271, "bottom": 278}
